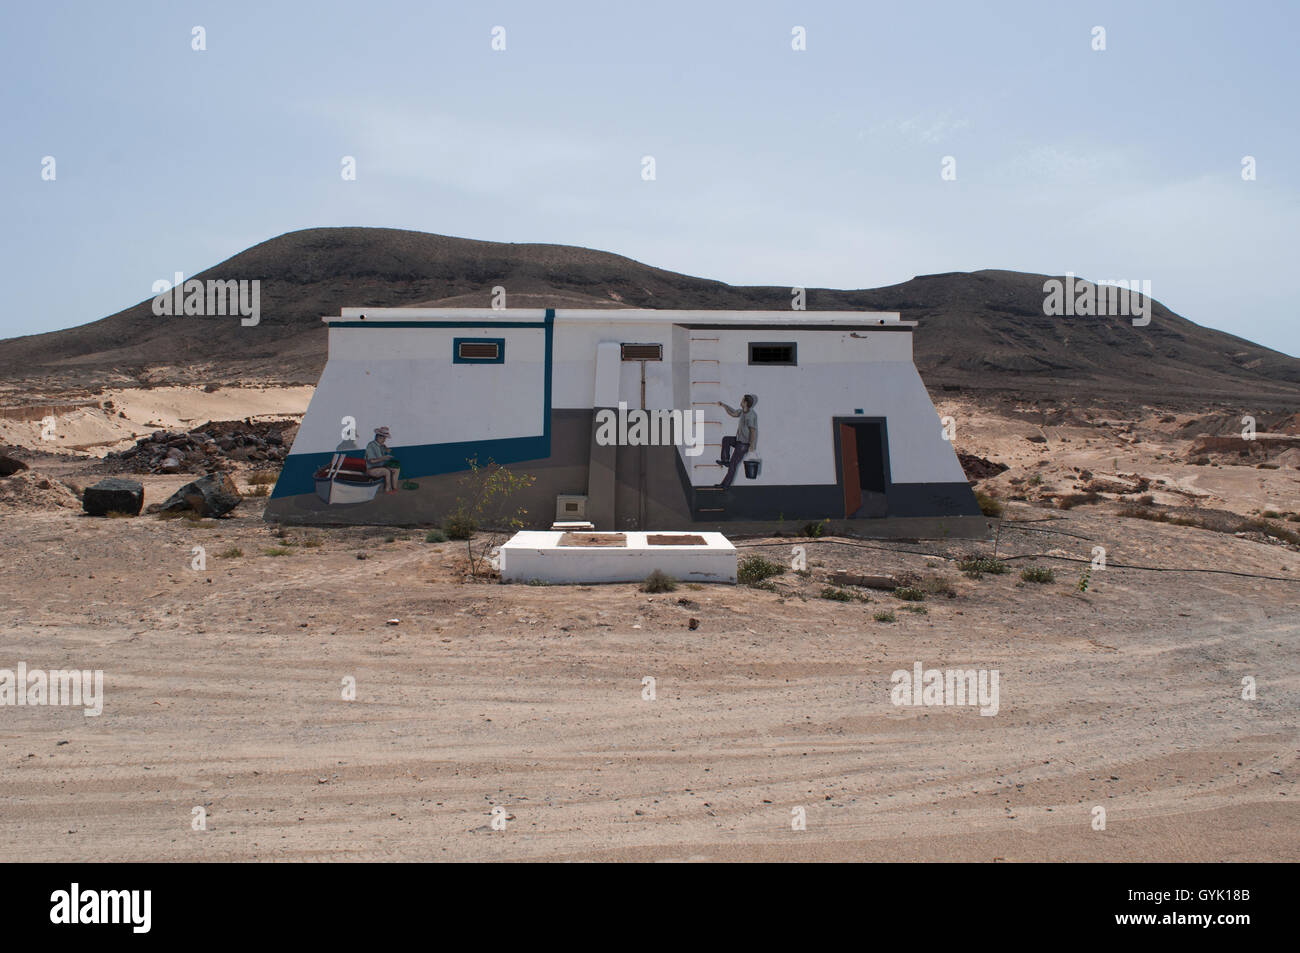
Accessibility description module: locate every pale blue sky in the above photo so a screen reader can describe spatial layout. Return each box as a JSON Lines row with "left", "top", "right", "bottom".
{"left": 3, "top": 0, "right": 1297, "bottom": 355}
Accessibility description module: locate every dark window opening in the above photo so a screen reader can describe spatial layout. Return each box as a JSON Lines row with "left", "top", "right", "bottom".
{"left": 621, "top": 343, "right": 663, "bottom": 361}
{"left": 748, "top": 342, "right": 797, "bottom": 365}
{"left": 454, "top": 338, "right": 505, "bottom": 363}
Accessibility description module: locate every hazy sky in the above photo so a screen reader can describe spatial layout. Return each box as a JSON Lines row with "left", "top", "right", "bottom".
{"left": 3, "top": 1, "right": 1297, "bottom": 355}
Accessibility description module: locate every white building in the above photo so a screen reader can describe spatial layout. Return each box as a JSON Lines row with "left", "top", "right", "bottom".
{"left": 265, "top": 308, "right": 985, "bottom": 536}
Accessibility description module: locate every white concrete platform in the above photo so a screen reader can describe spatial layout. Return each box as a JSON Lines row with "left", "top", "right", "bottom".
{"left": 499, "top": 531, "right": 736, "bottom": 584}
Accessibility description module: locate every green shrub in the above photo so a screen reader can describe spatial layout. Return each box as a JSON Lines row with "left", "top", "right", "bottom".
{"left": 641, "top": 569, "right": 678, "bottom": 593}
{"left": 444, "top": 512, "right": 477, "bottom": 540}
{"left": 425, "top": 529, "right": 448, "bottom": 543}
{"left": 216, "top": 546, "right": 243, "bottom": 558}
{"left": 801, "top": 519, "right": 827, "bottom": 538}
{"left": 893, "top": 585, "right": 926, "bottom": 601}
{"left": 262, "top": 546, "right": 292, "bottom": 556}
{"left": 1020, "top": 566, "right": 1055, "bottom": 583}
{"left": 956, "top": 556, "right": 1009, "bottom": 579}
{"left": 738, "top": 554, "right": 785, "bottom": 586}
{"left": 974, "top": 490, "right": 1004, "bottom": 517}
{"left": 819, "top": 586, "right": 853, "bottom": 602}
{"left": 873, "top": 610, "right": 896, "bottom": 623}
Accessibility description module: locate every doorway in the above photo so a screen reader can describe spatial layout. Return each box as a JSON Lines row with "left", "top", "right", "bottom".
{"left": 836, "top": 419, "right": 888, "bottom": 518}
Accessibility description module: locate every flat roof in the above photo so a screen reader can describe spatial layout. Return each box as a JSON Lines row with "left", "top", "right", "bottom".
{"left": 326, "top": 307, "right": 914, "bottom": 327}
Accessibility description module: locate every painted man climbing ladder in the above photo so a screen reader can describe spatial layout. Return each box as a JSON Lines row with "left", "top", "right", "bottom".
{"left": 715, "top": 394, "right": 758, "bottom": 488}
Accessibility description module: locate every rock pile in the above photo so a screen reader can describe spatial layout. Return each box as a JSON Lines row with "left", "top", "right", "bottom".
{"left": 104, "top": 419, "right": 292, "bottom": 474}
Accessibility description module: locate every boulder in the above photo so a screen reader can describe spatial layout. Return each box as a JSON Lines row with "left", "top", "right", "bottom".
{"left": 148, "top": 472, "right": 242, "bottom": 517}
{"left": 82, "top": 477, "right": 144, "bottom": 516}
{"left": 0, "top": 454, "right": 30, "bottom": 477}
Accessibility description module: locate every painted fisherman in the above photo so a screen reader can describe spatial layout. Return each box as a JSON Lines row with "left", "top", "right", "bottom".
{"left": 715, "top": 394, "right": 757, "bottom": 489}
{"left": 365, "top": 426, "right": 400, "bottom": 493}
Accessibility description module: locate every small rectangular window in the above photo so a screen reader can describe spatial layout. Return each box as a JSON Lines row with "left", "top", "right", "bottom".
{"left": 621, "top": 343, "right": 663, "bottom": 361}
{"left": 454, "top": 338, "right": 505, "bottom": 363}
{"left": 748, "top": 342, "right": 796, "bottom": 365}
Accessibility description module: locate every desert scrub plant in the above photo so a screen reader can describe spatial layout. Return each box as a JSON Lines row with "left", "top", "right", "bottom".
{"left": 262, "top": 546, "right": 292, "bottom": 556}
{"left": 974, "top": 490, "right": 1004, "bottom": 517}
{"left": 738, "top": 554, "right": 785, "bottom": 586}
{"left": 443, "top": 512, "right": 477, "bottom": 540}
{"left": 956, "top": 556, "right": 1009, "bottom": 579}
{"left": 893, "top": 585, "right": 926, "bottom": 601}
{"left": 424, "top": 529, "right": 447, "bottom": 543}
{"left": 216, "top": 546, "right": 244, "bottom": 558}
{"left": 873, "top": 610, "right": 896, "bottom": 623}
{"left": 1237, "top": 518, "right": 1300, "bottom": 546}
{"left": 300, "top": 536, "right": 323, "bottom": 548}
{"left": 1077, "top": 566, "right": 1092, "bottom": 592}
{"left": 920, "top": 574, "right": 957, "bottom": 598}
{"left": 1055, "top": 491, "right": 1100, "bottom": 510}
{"left": 641, "top": 569, "right": 678, "bottom": 593}
{"left": 445, "top": 456, "right": 536, "bottom": 577}
{"left": 246, "top": 470, "right": 279, "bottom": 485}
{"left": 819, "top": 586, "right": 853, "bottom": 602}
{"left": 1020, "top": 566, "right": 1055, "bottom": 583}
{"left": 801, "top": 519, "right": 828, "bottom": 538}
{"left": 901, "top": 604, "right": 928, "bottom": 615}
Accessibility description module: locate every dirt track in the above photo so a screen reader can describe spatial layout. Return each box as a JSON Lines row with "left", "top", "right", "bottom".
{"left": 2, "top": 486, "right": 1296, "bottom": 861}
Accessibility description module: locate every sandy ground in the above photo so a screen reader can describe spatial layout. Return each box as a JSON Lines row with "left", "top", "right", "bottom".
{"left": 1, "top": 390, "right": 1297, "bottom": 862}
{"left": 0, "top": 384, "right": 313, "bottom": 455}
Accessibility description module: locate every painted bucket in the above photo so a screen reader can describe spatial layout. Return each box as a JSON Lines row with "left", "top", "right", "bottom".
{"left": 743, "top": 458, "right": 761, "bottom": 479}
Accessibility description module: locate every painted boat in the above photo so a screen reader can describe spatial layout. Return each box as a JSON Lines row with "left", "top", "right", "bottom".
{"left": 313, "top": 454, "right": 384, "bottom": 504}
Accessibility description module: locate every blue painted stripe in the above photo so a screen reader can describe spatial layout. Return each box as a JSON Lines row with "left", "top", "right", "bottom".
{"left": 272, "top": 309, "right": 555, "bottom": 499}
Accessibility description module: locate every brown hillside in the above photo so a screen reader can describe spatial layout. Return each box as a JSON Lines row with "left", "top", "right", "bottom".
{"left": 1, "top": 227, "right": 1295, "bottom": 406}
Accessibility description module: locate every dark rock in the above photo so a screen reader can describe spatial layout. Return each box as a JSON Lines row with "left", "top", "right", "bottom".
{"left": 82, "top": 477, "right": 144, "bottom": 516}
{"left": 0, "top": 454, "right": 30, "bottom": 477}
{"left": 147, "top": 472, "right": 241, "bottom": 517}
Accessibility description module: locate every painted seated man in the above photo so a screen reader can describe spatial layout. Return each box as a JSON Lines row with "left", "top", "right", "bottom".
{"left": 715, "top": 394, "right": 757, "bottom": 489}
{"left": 365, "top": 426, "right": 400, "bottom": 493}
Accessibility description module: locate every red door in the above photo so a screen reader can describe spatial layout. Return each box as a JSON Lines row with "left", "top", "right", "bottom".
{"left": 840, "top": 423, "right": 861, "bottom": 517}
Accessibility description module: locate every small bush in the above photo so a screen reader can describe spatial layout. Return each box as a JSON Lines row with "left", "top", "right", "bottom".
{"left": 247, "top": 470, "right": 279, "bottom": 485}
{"left": 956, "top": 556, "right": 1009, "bottom": 579}
{"left": 920, "top": 574, "right": 957, "bottom": 598}
{"left": 901, "top": 604, "right": 928, "bottom": 615}
{"left": 1056, "top": 491, "right": 1100, "bottom": 510}
{"left": 801, "top": 519, "right": 828, "bottom": 538}
{"left": 262, "top": 546, "right": 292, "bottom": 556}
{"left": 873, "top": 610, "right": 896, "bottom": 623}
{"left": 893, "top": 585, "right": 926, "bottom": 601}
{"left": 738, "top": 554, "right": 785, "bottom": 586}
{"left": 242, "top": 484, "right": 270, "bottom": 497}
{"left": 425, "top": 529, "right": 447, "bottom": 543}
{"left": 974, "top": 490, "right": 1004, "bottom": 517}
{"left": 1238, "top": 518, "right": 1300, "bottom": 546}
{"left": 641, "top": 569, "right": 678, "bottom": 593}
{"left": 819, "top": 586, "right": 853, "bottom": 602}
{"left": 444, "top": 513, "right": 477, "bottom": 540}
{"left": 216, "top": 546, "right": 243, "bottom": 558}
{"left": 1119, "top": 505, "right": 1170, "bottom": 523}
{"left": 1020, "top": 566, "right": 1055, "bottom": 583}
